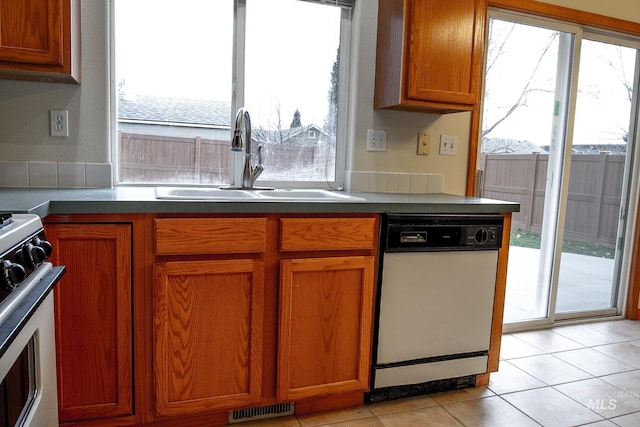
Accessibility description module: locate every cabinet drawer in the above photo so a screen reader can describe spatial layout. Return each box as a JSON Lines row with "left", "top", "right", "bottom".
{"left": 155, "top": 218, "right": 267, "bottom": 255}
{"left": 280, "top": 218, "right": 376, "bottom": 251}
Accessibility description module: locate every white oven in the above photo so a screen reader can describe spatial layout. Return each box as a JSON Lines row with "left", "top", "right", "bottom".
{"left": 0, "top": 214, "right": 65, "bottom": 426}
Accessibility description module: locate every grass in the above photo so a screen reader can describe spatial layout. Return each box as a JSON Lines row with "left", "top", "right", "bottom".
{"left": 510, "top": 228, "right": 615, "bottom": 259}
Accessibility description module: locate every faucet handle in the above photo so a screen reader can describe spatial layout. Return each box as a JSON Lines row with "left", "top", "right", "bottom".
{"left": 253, "top": 145, "right": 264, "bottom": 181}
{"left": 256, "top": 145, "right": 263, "bottom": 165}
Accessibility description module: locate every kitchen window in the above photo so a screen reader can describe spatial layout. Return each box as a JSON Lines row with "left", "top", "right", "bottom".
{"left": 112, "top": 0, "right": 352, "bottom": 187}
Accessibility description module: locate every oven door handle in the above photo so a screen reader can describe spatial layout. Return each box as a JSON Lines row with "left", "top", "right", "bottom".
{"left": 0, "top": 265, "right": 66, "bottom": 358}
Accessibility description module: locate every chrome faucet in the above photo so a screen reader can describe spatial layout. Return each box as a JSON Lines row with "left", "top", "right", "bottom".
{"left": 231, "top": 108, "right": 264, "bottom": 188}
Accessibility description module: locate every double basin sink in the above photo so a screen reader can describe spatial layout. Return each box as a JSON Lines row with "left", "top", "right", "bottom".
{"left": 155, "top": 187, "right": 365, "bottom": 202}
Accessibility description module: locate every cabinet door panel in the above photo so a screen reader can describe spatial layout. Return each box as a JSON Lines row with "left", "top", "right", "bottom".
{"left": 48, "top": 224, "right": 133, "bottom": 421}
{"left": 278, "top": 256, "right": 375, "bottom": 401}
{"left": 0, "top": 0, "right": 62, "bottom": 65}
{"left": 406, "top": 0, "right": 480, "bottom": 104}
{"left": 154, "top": 259, "right": 264, "bottom": 416}
{"left": 374, "top": 0, "right": 485, "bottom": 111}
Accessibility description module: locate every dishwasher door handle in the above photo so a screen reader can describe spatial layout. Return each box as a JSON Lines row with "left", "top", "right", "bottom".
{"left": 400, "top": 231, "right": 427, "bottom": 243}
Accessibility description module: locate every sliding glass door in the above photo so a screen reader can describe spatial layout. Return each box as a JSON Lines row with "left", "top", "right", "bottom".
{"left": 479, "top": 11, "right": 640, "bottom": 328}
{"left": 555, "top": 37, "right": 639, "bottom": 318}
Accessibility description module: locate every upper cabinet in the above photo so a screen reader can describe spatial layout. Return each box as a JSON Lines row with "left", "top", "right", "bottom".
{"left": 0, "top": 0, "right": 80, "bottom": 83}
{"left": 374, "top": 0, "right": 487, "bottom": 113}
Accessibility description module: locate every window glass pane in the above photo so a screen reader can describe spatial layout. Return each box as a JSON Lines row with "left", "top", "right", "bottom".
{"left": 481, "top": 18, "right": 569, "bottom": 323}
{"left": 481, "top": 12, "right": 640, "bottom": 327}
{"left": 114, "top": 0, "right": 344, "bottom": 186}
{"left": 115, "top": 0, "right": 233, "bottom": 184}
{"left": 556, "top": 39, "right": 638, "bottom": 314}
{"left": 244, "top": 0, "right": 341, "bottom": 182}
{"left": 116, "top": 0, "right": 233, "bottom": 185}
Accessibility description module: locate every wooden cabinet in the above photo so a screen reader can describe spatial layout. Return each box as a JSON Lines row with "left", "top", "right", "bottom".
{"left": 40, "top": 210, "right": 510, "bottom": 424}
{"left": 153, "top": 259, "right": 264, "bottom": 416}
{"left": 0, "top": 0, "right": 80, "bottom": 83}
{"left": 278, "top": 256, "right": 375, "bottom": 401}
{"left": 374, "top": 0, "right": 487, "bottom": 113}
{"left": 150, "top": 214, "right": 377, "bottom": 422}
{"left": 277, "top": 217, "right": 377, "bottom": 402}
{"left": 153, "top": 218, "right": 266, "bottom": 417}
{"left": 46, "top": 223, "right": 133, "bottom": 422}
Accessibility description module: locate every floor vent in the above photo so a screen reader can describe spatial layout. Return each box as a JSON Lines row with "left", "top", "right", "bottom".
{"left": 228, "top": 402, "right": 295, "bottom": 424}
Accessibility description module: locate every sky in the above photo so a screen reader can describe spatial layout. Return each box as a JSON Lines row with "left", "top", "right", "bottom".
{"left": 115, "top": 0, "right": 341, "bottom": 128}
{"left": 483, "top": 18, "right": 637, "bottom": 148}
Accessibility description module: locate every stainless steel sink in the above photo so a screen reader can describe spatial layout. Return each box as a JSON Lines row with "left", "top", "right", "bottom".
{"left": 155, "top": 187, "right": 364, "bottom": 202}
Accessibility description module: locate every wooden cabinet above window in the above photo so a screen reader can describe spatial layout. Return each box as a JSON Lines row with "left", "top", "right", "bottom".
{"left": 0, "top": 0, "right": 80, "bottom": 83}
{"left": 374, "top": 0, "right": 486, "bottom": 113}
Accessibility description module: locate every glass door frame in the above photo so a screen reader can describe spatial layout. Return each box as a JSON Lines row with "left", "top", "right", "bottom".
{"left": 480, "top": 10, "right": 640, "bottom": 332}
{"left": 553, "top": 29, "right": 640, "bottom": 323}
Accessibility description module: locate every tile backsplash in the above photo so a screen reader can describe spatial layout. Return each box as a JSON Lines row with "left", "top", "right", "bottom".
{"left": 0, "top": 163, "right": 442, "bottom": 193}
{"left": 0, "top": 161, "right": 112, "bottom": 188}
{"left": 345, "top": 170, "right": 444, "bottom": 193}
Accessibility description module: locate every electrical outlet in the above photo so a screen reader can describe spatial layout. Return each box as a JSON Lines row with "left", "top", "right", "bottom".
{"left": 50, "top": 110, "right": 69, "bottom": 137}
{"left": 366, "top": 129, "right": 387, "bottom": 152}
{"left": 439, "top": 134, "right": 458, "bottom": 156}
{"left": 418, "top": 131, "right": 431, "bottom": 155}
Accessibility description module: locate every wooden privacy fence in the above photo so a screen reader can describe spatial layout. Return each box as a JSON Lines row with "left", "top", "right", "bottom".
{"left": 480, "top": 152, "right": 625, "bottom": 248}
{"left": 118, "top": 132, "right": 323, "bottom": 184}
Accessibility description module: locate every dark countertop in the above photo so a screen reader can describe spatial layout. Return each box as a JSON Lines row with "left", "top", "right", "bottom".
{"left": 0, "top": 187, "right": 520, "bottom": 217}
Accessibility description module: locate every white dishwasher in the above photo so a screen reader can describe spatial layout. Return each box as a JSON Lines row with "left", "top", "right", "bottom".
{"left": 367, "top": 214, "right": 503, "bottom": 402}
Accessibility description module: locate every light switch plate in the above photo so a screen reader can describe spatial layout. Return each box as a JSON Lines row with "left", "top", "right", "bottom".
{"left": 439, "top": 135, "right": 458, "bottom": 156}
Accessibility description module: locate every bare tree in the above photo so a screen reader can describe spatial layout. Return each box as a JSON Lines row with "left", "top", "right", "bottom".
{"left": 592, "top": 45, "right": 633, "bottom": 142}
{"left": 483, "top": 20, "right": 635, "bottom": 150}
{"left": 252, "top": 106, "right": 305, "bottom": 146}
{"left": 482, "top": 22, "right": 558, "bottom": 139}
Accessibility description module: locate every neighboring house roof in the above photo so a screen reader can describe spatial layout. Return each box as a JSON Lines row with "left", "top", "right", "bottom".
{"left": 117, "top": 94, "right": 328, "bottom": 145}
{"left": 252, "top": 124, "right": 328, "bottom": 145}
{"left": 482, "top": 138, "right": 548, "bottom": 154}
{"left": 117, "top": 94, "right": 231, "bottom": 128}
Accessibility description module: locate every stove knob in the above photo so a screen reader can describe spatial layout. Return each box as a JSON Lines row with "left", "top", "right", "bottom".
{"left": 1, "top": 260, "right": 26, "bottom": 290}
{"left": 15, "top": 243, "right": 47, "bottom": 270}
{"left": 32, "top": 237, "right": 52, "bottom": 259}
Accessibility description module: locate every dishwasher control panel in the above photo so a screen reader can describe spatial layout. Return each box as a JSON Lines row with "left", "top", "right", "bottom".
{"left": 384, "top": 214, "right": 503, "bottom": 252}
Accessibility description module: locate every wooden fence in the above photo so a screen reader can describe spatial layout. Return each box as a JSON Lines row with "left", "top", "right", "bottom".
{"left": 480, "top": 152, "right": 625, "bottom": 247}
{"left": 118, "top": 132, "right": 326, "bottom": 184}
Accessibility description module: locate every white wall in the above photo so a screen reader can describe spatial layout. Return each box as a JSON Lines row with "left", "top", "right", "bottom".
{"left": 0, "top": 1, "right": 638, "bottom": 193}
{"left": 0, "top": 1, "right": 109, "bottom": 164}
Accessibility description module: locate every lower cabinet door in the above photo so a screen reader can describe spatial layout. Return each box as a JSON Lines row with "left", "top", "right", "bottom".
{"left": 48, "top": 223, "right": 133, "bottom": 422}
{"left": 153, "top": 259, "right": 264, "bottom": 416}
{"left": 277, "top": 256, "right": 375, "bottom": 401}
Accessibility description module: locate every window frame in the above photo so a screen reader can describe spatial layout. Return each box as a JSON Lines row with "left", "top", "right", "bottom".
{"left": 109, "top": 0, "right": 352, "bottom": 189}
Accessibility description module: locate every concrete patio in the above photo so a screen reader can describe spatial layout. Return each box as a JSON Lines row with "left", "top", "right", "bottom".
{"left": 504, "top": 246, "right": 616, "bottom": 323}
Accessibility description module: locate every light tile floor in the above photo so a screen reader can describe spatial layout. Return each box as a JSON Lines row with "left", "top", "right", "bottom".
{"left": 235, "top": 319, "right": 640, "bottom": 427}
